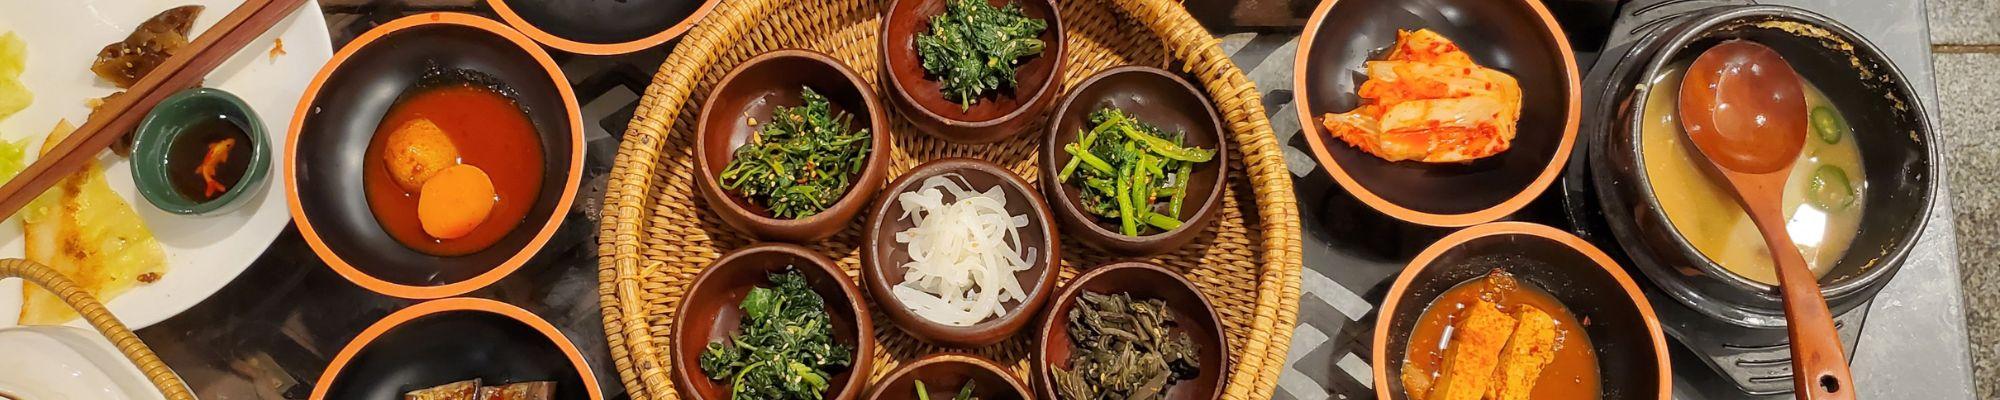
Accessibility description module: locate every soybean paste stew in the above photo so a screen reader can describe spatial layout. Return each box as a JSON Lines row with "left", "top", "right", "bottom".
{"left": 1641, "top": 62, "right": 1866, "bottom": 285}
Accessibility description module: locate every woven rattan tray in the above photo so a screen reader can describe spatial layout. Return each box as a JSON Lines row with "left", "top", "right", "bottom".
{"left": 596, "top": 0, "right": 1304, "bottom": 398}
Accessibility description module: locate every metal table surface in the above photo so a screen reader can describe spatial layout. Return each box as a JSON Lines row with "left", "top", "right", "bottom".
{"left": 123, "top": 1, "right": 1971, "bottom": 399}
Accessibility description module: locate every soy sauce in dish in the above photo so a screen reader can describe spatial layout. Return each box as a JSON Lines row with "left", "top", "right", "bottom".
{"left": 165, "top": 115, "right": 253, "bottom": 202}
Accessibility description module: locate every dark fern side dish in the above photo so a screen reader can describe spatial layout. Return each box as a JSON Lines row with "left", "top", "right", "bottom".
{"left": 1051, "top": 291, "right": 1202, "bottom": 400}
{"left": 916, "top": 0, "right": 1048, "bottom": 110}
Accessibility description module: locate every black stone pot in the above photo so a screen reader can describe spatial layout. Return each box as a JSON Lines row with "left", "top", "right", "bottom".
{"left": 1583, "top": 5, "right": 1937, "bottom": 329}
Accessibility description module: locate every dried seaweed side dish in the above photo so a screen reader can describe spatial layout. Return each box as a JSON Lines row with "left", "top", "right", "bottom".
{"left": 718, "top": 87, "right": 873, "bottom": 219}
{"left": 916, "top": 0, "right": 1047, "bottom": 110}
{"left": 1057, "top": 107, "right": 1216, "bottom": 236}
{"left": 698, "top": 270, "right": 855, "bottom": 399}
{"left": 1052, "top": 291, "right": 1201, "bottom": 400}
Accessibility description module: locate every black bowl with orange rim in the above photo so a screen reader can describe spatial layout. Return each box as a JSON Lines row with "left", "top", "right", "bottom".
{"left": 1294, "top": 0, "right": 1581, "bottom": 227}
{"left": 310, "top": 298, "right": 602, "bottom": 400}
{"left": 1372, "top": 222, "right": 1669, "bottom": 399}
{"left": 287, "top": 13, "right": 583, "bottom": 299}
{"left": 488, "top": 0, "right": 718, "bottom": 55}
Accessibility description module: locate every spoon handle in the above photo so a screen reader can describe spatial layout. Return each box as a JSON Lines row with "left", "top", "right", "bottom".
{"left": 1746, "top": 208, "right": 1857, "bottom": 400}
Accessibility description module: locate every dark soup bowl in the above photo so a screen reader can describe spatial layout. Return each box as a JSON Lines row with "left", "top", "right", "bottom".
{"left": 1038, "top": 66, "right": 1228, "bottom": 256}
{"left": 1586, "top": 5, "right": 1936, "bottom": 328}
{"left": 488, "top": 0, "right": 717, "bottom": 55}
{"left": 882, "top": 0, "right": 1066, "bottom": 144}
{"left": 310, "top": 298, "right": 601, "bottom": 400}
{"left": 694, "top": 49, "right": 892, "bottom": 243}
{"left": 670, "top": 243, "right": 876, "bottom": 400}
{"left": 1034, "top": 262, "right": 1227, "bottom": 400}
{"left": 862, "top": 158, "right": 1060, "bottom": 348}
{"left": 863, "top": 353, "right": 1032, "bottom": 400}
{"left": 287, "top": 13, "right": 583, "bottom": 299}
{"left": 1373, "top": 222, "right": 1669, "bottom": 400}
{"left": 1294, "top": 0, "right": 1580, "bottom": 227}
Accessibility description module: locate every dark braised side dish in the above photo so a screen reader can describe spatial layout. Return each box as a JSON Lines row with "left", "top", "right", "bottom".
{"left": 1052, "top": 291, "right": 1201, "bottom": 400}
{"left": 916, "top": 0, "right": 1047, "bottom": 109}
{"left": 698, "top": 270, "right": 855, "bottom": 399}
{"left": 92, "top": 5, "right": 203, "bottom": 89}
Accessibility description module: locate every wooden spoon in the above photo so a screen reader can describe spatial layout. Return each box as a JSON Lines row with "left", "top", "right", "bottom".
{"left": 1678, "top": 40, "right": 1854, "bottom": 400}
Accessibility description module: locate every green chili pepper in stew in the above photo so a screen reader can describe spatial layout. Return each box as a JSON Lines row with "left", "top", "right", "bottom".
{"left": 1810, "top": 105, "right": 1846, "bottom": 144}
{"left": 1807, "top": 165, "right": 1857, "bottom": 210}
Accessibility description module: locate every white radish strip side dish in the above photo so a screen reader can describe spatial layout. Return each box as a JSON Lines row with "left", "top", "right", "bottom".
{"left": 891, "top": 173, "right": 1037, "bottom": 326}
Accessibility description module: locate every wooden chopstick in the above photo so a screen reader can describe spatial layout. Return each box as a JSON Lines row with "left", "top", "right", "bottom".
{"left": 0, "top": 0, "right": 307, "bottom": 218}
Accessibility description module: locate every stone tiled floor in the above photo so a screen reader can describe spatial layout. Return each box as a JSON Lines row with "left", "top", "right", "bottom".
{"left": 1930, "top": 0, "right": 2000, "bottom": 397}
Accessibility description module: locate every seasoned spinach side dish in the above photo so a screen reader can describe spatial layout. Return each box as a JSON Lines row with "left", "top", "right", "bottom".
{"left": 915, "top": 0, "right": 1048, "bottom": 110}
{"left": 697, "top": 270, "right": 855, "bottom": 399}
{"left": 718, "top": 87, "right": 873, "bottom": 219}
{"left": 1052, "top": 291, "right": 1201, "bottom": 400}
{"left": 1057, "top": 107, "right": 1216, "bottom": 236}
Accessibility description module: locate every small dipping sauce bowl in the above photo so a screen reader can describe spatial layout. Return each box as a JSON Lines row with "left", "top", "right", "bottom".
{"left": 132, "top": 87, "right": 272, "bottom": 216}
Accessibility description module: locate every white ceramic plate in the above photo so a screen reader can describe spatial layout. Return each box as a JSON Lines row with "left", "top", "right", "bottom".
{"left": 0, "top": 0, "right": 332, "bottom": 329}
{"left": 0, "top": 326, "right": 166, "bottom": 400}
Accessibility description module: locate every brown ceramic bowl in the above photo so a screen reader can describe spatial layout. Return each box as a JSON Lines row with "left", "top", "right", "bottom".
{"left": 1293, "top": 0, "right": 1581, "bottom": 227}
{"left": 881, "top": 0, "right": 1066, "bottom": 144}
{"left": 862, "top": 353, "right": 1032, "bottom": 400}
{"left": 861, "top": 158, "right": 1060, "bottom": 348}
{"left": 694, "top": 49, "right": 892, "bottom": 243}
{"left": 310, "top": 298, "right": 602, "bottom": 400}
{"left": 1372, "top": 222, "right": 1669, "bottom": 399}
{"left": 288, "top": 13, "right": 583, "bottom": 299}
{"left": 487, "top": 0, "right": 717, "bottom": 55}
{"left": 1037, "top": 66, "right": 1229, "bottom": 256}
{"left": 1033, "top": 262, "right": 1228, "bottom": 400}
{"left": 669, "top": 243, "right": 876, "bottom": 400}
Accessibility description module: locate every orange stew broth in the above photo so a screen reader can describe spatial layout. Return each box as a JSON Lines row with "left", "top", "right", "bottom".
{"left": 363, "top": 83, "right": 543, "bottom": 256}
{"left": 1402, "top": 271, "right": 1600, "bottom": 399}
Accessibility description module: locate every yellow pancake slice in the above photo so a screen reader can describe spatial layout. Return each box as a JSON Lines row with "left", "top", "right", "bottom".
{"left": 19, "top": 120, "right": 166, "bottom": 325}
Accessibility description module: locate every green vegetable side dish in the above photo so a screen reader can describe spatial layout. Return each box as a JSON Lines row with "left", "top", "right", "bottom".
{"left": 1807, "top": 164, "right": 1857, "bottom": 211}
{"left": 697, "top": 270, "right": 856, "bottom": 400}
{"left": 719, "top": 87, "right": 873, "bottom": 220}
{"left": 915, "top": 0, "right": 1047, "bottom": 110}
{"left": 1057, "top": 107, "right": 1216, "bottom": 236}
{"left": 1051, "top": 291, "right": 1201, "bottom": 400}
{"left": 1810, "top": 105, "right": 1846, "bottom": 144}
{"left": 914, "top": 380, "right": 978, "bottom": 400}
